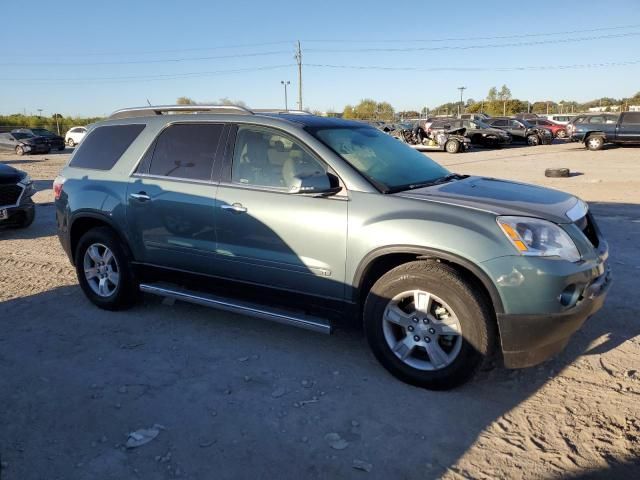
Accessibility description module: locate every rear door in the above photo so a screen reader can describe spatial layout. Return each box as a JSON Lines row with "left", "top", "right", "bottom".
{"left": 127, "top": 123, "right": 226, "bottom": 275}
{"left": 212, "top": 124, "right": 348, "bottom": 300}
{"left": 0, "top": 133, "right": 13, "bottom": 151}
{"left": 617, "top": 112, "right": 640, "bottom": 142}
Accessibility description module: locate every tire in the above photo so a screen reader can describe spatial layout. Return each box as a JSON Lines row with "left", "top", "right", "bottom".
{"left": 58, "top": 146, "right": 65, "bottom": 151}
{"left": 586, "top": 135, "right": 604, "bottom": 151}
{"left": 445, "top": 139, "right": 460, "bottom": 154}
{"left": 363, "top": 261, "right": 496, "bottom": 390}
{"left": 526, "top": 134, "right": 540, "bottom": 146}
{"left": 556, "top": 129, "right": 567, "bottom": 139}
{"left": 67, "top": 138, "right": 75, "bottom": 147}
{"left": 74, "top": 226, "right": 138, "bottom": 310}
{"left": 12, "top": 207, "right": 35, "bottom": 229}
{"left": 545, "top": 168, "right": 570, "bottom": 178}
{"left": 15, "top": 146, "right": 24, "bottom": 156}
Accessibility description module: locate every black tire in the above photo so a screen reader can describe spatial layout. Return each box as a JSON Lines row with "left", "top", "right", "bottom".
{"left": 74, "top": 226, "right": 138, "bottom": 310}
{"left": 67, "top": 138, "right": 75, "bottom": 147}
{"left": 545, "top": 168, "right": 570, "bottom": 178}
{"left": 363, "top": 261, "right": 496, "bottom": 390}
{"left": 445, "top": 139, "right": 460, "bottom": 154}
{"left": 15, "top": 146, "right": 24, "bottom": 156}
{"left": 526, "top": 134, "right": 540, "bottom": 146}
{"left": 13, "top": 207, "right": 35, "bottom": 229}
{"left": 586, "top": 135, "right": 604, "bottom": 151}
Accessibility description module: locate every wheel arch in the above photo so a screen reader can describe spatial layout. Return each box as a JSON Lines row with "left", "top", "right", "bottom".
{"left": 352, "top": 246, "right": 504, "bottom": 315}
{"left": 69, "top": 213, "right": 133, "bottom": 266}
{"left": 583, "top": 130, "right": 606, "bottom": 142}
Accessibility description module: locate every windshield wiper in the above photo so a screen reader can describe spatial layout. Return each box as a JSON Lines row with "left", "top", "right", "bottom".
{"left": 386, "top": 173, "right": 467, "bottom": 194}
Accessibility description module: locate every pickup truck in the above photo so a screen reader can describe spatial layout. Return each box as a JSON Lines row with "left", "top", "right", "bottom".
{"left": 571, "top": 112, "right": 640, "bottom": 150}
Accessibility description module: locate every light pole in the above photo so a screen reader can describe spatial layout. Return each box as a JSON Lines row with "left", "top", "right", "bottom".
{"left": 37, "top": 109, "right": 43, "bottom": 118}
{"left": 457, "top": 86, "right": 466, "bottom": 115}
{"left": 280, "top": 80, "right": 290, "bottom": 111}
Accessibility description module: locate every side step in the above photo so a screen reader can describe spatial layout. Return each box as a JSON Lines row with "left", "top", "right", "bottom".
{"left": 139, "top": 283, "right": 332, "bottom": 334}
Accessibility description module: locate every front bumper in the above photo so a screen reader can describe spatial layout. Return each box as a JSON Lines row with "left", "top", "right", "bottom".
{"left": 23, "top": 143, "right": 49, "bottom": 154}
{"left": 0, "top": 199, "right": 35, "bottom": 227}
{"left": 497, "top": 266, "right": 612, "bottom": 368}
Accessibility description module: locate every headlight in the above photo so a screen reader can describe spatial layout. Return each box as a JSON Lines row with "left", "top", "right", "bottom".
{"left": 497, "top": 216, "right": 581, "bottom": 262}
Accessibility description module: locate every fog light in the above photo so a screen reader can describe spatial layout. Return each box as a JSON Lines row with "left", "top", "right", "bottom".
{"left": 559, "top": 284, "right": 580, "bottom": 307}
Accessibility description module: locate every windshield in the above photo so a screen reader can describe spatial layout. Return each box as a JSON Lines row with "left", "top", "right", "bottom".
{"left": 31, "top": 128, "right": 54, "bottom": 136}
{"left": 12, "top": 132, "right": 33, "bottom": 140}
{"left": 306, "top": 126, "right": 449, "bottom": 192}
{"left": 469, "top": 120, "right": 492, "bottom": 129}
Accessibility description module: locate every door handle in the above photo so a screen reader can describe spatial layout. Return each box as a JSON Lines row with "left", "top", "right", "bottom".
{"left": 221, "top": 203, "right": 247, "bottom": 213}
{"left": 130, "top": 192, "right": 151, "bottom": 201}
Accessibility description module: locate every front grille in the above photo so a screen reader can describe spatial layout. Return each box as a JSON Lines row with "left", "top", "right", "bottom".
{"left": 576, "top": 213, "right": 600, "bottom": 248}
{"left": 0, "top": 184, "right": 23, "bottom": 207}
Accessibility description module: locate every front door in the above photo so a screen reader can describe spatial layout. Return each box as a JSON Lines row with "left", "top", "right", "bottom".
{"left": 126, "top": 123, "right": 225, "bottom": 275}
{"left": 618, "top": 112, "right": 640, "bottom": 143}
{"left": 213, "top": 125, "right": 348, "bottom": 300}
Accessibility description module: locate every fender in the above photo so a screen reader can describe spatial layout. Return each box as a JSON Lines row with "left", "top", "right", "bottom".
{"left": 68, "top": 210, "right": 135, "bottom": 264}
{"left": 352, "top": 245, "right": 504, "bottom": 314}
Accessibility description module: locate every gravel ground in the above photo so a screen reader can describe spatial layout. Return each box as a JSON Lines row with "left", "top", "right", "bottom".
{"left": 0, "top": 142, "right": 639, "bottom": 479}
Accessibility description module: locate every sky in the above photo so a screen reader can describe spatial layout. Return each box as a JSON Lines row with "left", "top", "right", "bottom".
{"left": 1, "top": 0, "right": 640, "bottom": 117}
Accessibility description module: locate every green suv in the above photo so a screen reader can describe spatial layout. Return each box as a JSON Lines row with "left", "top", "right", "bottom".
{"left": 54, "top": 105, "right": 611, "bottom": 390}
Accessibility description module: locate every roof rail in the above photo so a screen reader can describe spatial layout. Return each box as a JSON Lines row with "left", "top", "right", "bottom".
{"left": 109, "top": 104, "right": 254, "bottom": 120}
{"left": 253, "top": 109, "right": 314, "bottom": 115}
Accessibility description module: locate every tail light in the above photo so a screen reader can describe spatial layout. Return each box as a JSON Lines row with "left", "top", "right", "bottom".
{"left": 53, "top": 175, "right": 66, "bottom": 200}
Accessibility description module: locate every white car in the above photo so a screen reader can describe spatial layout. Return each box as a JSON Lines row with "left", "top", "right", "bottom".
{"left": 64, "top": 126, "right": 87, "bottom": 147}
{"left": 543, "top": 114, "right": 576, "bottom": 125}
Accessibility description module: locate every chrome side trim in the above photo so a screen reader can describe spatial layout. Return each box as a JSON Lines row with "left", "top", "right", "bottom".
{"left": 566, "top": 199, "right": 589, "bottom": 222}
{"left": 139, "top": 283, "right": 332, "bottom": 334}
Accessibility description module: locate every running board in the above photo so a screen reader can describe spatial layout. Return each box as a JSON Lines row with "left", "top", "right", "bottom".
{"left": 139, "top": 283, "right": 332, "bottom": 334}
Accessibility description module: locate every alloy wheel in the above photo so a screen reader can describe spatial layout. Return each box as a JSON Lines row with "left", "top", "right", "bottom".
{"left": 382, "top": 290, "right": 462, "bottom": 371}
{"left": 83, "top": 243, "right": 120, "bottom": 297}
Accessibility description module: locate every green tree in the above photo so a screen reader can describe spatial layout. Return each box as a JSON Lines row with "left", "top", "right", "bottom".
{"left": 176, "top": 97, "right": 196, "bottom": 105}
{"left": 487, "top": 87, "right": 498, "bottom": 102}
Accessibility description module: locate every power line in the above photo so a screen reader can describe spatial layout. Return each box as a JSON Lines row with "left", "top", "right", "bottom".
{"left": 305, "top": 59, "right": 640, "bottom": 72}
{"left": 1, "top": 64, "right": 295, "bottom": 85}
{"left": 306, "top": 31, "right": 640, "bottom": 53}
{"left": 301, "top": 23, "right": 640, "bottom": 43}
{"left": 0, "top": 50, "right": 292, "bottom": 67}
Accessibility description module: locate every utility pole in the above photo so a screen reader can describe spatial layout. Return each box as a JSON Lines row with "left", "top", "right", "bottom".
{"left": 295, "top": 41, "right": 303, "bottom": 111}
{"left": 280, "top": 80, "right": 290, "bottom": 110}
{"left": 546, "top": 102, "right": 549, "bottom": 115}
{"left": 457, "top": 86, "right": 466, "bottom": 115}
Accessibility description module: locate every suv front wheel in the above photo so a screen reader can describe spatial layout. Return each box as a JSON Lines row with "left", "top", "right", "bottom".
{"left": 75, "top": 226, "right": 138, "bottom": 310}
{"left": 364, "top": 261, "right": 496, "bottom": 390}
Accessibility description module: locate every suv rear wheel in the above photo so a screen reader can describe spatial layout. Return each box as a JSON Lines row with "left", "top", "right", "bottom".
{"left": 363, "top": 261, "right": 496, "bottom": 390}
{"left": 586, "top": 135, "right": 604, "bottom": 151}
{"left": 75, "top": 226, "right": 138, "bottom": 310}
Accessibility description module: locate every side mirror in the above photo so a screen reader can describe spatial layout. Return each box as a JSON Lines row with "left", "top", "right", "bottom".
{"left": 289, "top": 171, "right": 342, "bottom": 196}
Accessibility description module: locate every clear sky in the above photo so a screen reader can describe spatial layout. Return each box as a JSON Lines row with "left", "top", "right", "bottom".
{"left": 2, "top": 0, "right": 640, "bottom": 117}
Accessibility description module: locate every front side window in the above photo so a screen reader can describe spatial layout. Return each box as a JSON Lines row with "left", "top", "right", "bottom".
{"left": 231, "top": 127, "right": 326, "bottom": 190}
{"left": 307, "top": 126, "right": 449, "bottom": 192}
{"left": 148, "top": 123, "right": 223, "bottom": 181}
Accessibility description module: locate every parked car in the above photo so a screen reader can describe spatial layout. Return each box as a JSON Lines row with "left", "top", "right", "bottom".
{"left": 514, "top": 113, "right": 540, "bottom": 120}
{"left": 526, "top": 118, "right": 568, "bottom": 138}
{"left": 484, "top": 117, "right": 553, "bottom": 145}
{"left": 0, "top": 162, "right": 36, "bottom": 228}
{"left": 431, "top": 119, "right": 512, "bottom": 148}
{"left": 65, "top": 126, "right": 87, "bottom": 147}
{"left": 544, "top": 114, "right": 577, "bottom": 125}
{"left": 55, "top": 105, "right": 611, "bottom": 390}
{"left": 459, "top": 113, "right": 491, "bottom": 121}
{"left": 565, "top": 114, "right": 618, "bottom": 137}
{"left": 391, "top": 121, "right": 470, "bottom": 153}
{"left": 0, "top": 131, "right": 50, "bottom": 155}
{"left": 13, "top": 128, "right": 65, "bottom": 151}
{"left": 571, "top": 111, "right": 640, "bottom": 150}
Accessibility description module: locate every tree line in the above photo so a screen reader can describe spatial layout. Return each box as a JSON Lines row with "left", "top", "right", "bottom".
{"left": 0, "top": 113, "right": 103, "bottom": 135}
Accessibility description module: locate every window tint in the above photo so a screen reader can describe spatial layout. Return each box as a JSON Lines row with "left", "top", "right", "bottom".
{"left": 588, "top": 116, "right": 604, "bottom": 124}
{"left": 69, "top": 124, "right": 145, "bottom": 170}
{"left": 148, "top": 124, "right": 223, "bottom": 181}
{"left": 232, "top": 127, "right": 325, "bottom": 190}
{"left": 622, "top": 112, "right": 640, "bottom": 124}
{"left": 492, "top": 119, "right": 508, "bottom": 127}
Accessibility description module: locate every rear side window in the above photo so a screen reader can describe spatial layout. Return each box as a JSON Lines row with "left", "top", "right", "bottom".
{"left": 622, "top": 113, "right": 640, "bottom": 124}
{"left": 147, "top": 124, "right": 224, "bottom": 181}
{"left": 69, "top": 124, "right": 145, "bottom": 170}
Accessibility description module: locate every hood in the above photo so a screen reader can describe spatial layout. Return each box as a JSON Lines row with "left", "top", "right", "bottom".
{"left": 395, "top": 176, "right": 578, "bottom": 224}
{"left": 0, "top": 163, "right": 25, "bottom": 184}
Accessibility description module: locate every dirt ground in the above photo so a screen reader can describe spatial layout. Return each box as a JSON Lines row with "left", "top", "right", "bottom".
{"left": 0, "top": 142, "right": 639, "bottom": 479}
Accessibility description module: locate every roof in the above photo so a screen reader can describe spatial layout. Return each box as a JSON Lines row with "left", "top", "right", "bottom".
{"left": 260, "top": 113, "right": 366, "bottom": 129}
